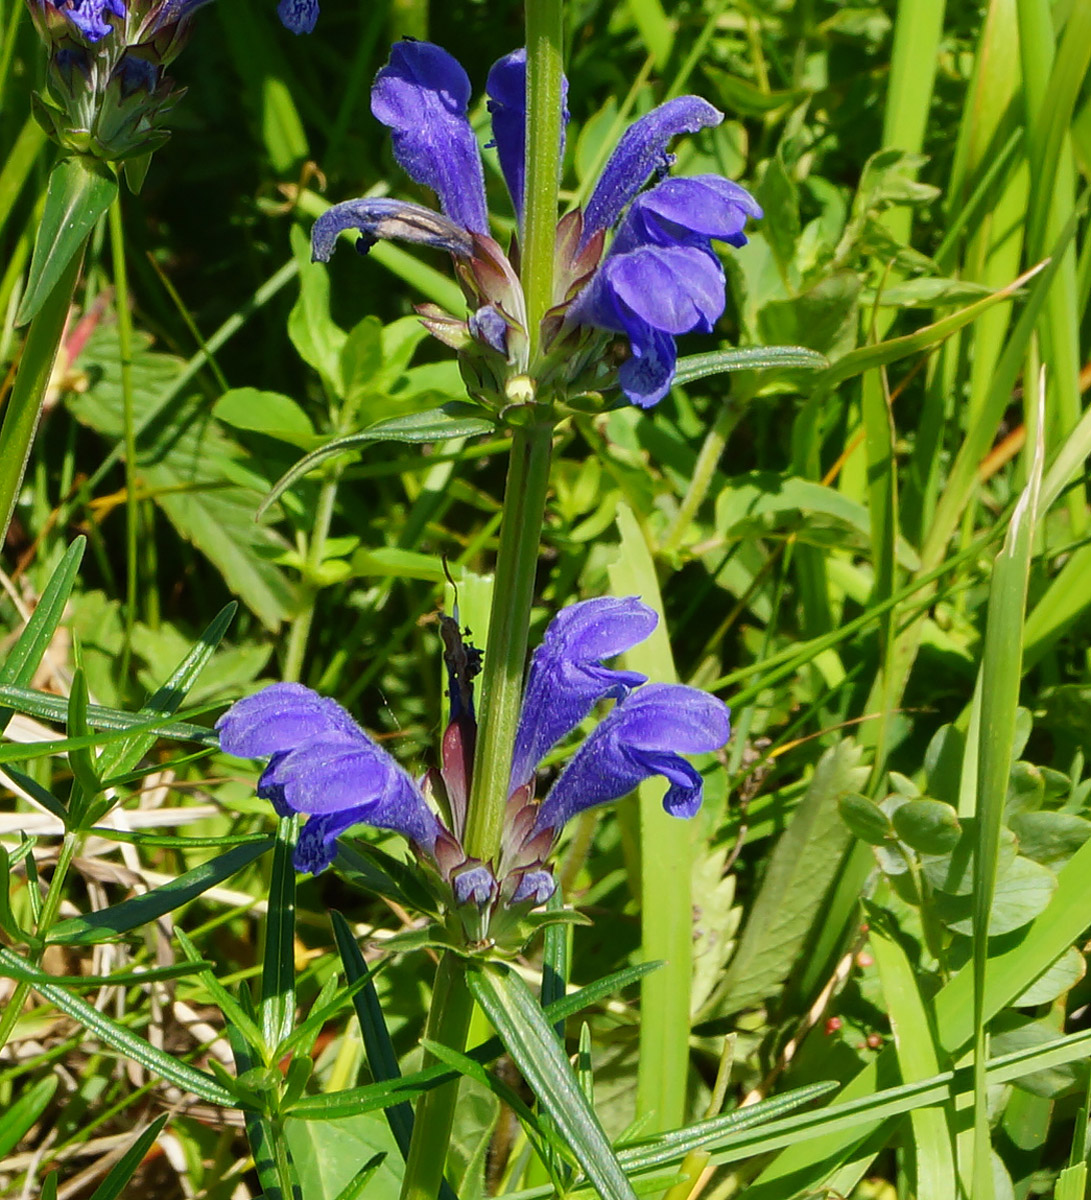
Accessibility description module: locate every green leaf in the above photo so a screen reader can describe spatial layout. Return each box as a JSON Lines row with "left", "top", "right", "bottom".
{"left": 286, "top": 1116, "right": 402, "bottom": 1200}
{"left": 46, "top": 838, "right": 273, "bottom": 944}
{"left": 839, "top": 793, "right": 895, "bottom": 845}
{"left": 1012, "top": 947, "right": 1086, "bottom": 1007}
{"left": 0, "top": 1074, "right": 57, "bottom": 1156}
{"left": 673, "top": 345, "right": 829, "bottom": 387}
{"left": 341, "top": 316, "right": 385, "bottom": 410}
{"left": 88, "top": 1114, "right": 169, "bottom": 1200}
{"left": 467, "top": 962, "right": 637, "bottom": 1200}
{"left": 1010, "top": 811, "right": 1091, "bottom": 868}
{"left": 256, "top": 407, "right": 496, "bottom": 519}
{"left": 331, "top": 910, "right": 414, "bottom": 1160}
{"left": 935, "top": 855, "right": 1057, "bottom": 936}
{"left": 68, "top": 330, "right": 297, "bottom": 630}
{"left": 18, "top": 157, "right": 116, "bottom": 325}
{"left": 709, "top": 740, "right": 869, "bottom": 1017}
{"left": 892, "top": 798, "right": 962, "bottom": 854}
{"left": 0, "top": 537, "right": 85, "bottom": 732}
{"left": 213, "top": 387, "right": 317, "bottom": 448}
{"left": 260, "top": 816, "right": 298, "bottom": 1051}
{"left": 332, "top": 1152, "right": 391, "bottom": 1200}
{"left": 0, "top": 946, "right": 238, "bottom": 1106}
{"left": 287, "top": 223, "right": 346, "bottom": 393}
{"left": 288, "top": 961, "right": 661, "bottom": 1121}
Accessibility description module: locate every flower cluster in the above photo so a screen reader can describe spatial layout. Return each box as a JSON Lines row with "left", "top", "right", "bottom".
{"left": 312, "top": 41, "right": 761, "bottom": 409}
{"left": 217, "top": 597, "right": 730, "bottom": 945}
{"left": 27, "top": 0, "right": 316, "bottom": 162}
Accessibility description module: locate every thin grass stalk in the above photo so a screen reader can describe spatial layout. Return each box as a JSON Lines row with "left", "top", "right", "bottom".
{"left": 969, "top": 374, "right": 1044, "bottom": 1200}
{"left": 107, "top": 199, "right": 139, "bottom": 685}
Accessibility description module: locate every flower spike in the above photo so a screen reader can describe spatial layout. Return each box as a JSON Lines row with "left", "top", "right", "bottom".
{"left": 533, "top": 682, "right": 730, "bottom": 833}
{"left": 372, "top": 40, "right": 489, "bottom": 235}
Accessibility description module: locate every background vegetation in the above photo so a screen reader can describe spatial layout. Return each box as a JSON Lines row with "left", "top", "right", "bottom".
{"left": 3, "top": 0, "right": 1091, "bottom": 1197}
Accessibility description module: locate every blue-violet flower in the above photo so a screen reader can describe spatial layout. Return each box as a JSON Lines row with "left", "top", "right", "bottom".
{"left": 217, "top": 597, "right": 730, "bottom": 940}
{"left": 312, "top": 39, "right": 761, "bottom": 409}
{"left": 27, "top": 0, "right": 316, "bottom": 161}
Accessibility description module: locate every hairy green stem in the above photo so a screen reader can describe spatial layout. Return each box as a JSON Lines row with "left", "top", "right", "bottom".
{"left": 521, "top": 0, "right": 564, "bottom": 364}
{"left": 463, "top": 420, "right": 553, "bottom": 862}
{"left": 0, "top": 249, "right": 83, "bottom": 551}
{"left": 399, "top": 952, "right": 475, "bottom": 1200}
{"left": 108, "top": 200, "right": 139, "bottom": 684}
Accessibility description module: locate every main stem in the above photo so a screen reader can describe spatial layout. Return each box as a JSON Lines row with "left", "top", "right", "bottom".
{"left": 520, "top": 0, "right": 565, "bottom": 364}
{"left": 398, "top": 952, "right": 475, "bottom": 1200}
{"left": 464, "top": 421, "right": 553, "bottom": 862}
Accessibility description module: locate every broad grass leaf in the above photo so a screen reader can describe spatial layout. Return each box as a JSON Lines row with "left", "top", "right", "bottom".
{"left": 69, "top": 329, "right": 297, "bottom": 630}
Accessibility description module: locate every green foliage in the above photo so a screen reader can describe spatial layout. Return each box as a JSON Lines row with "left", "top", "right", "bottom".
{"left": 3, "top": 0, "right": 1091, "bottom": 1196}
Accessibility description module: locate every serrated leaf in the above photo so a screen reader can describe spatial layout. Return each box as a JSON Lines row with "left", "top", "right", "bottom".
{"left": 18, "top": 157, "right": 116, "bottom": 325}
{"left": 68, "top": 330, "right": 296, "bottom": 629}
{"left": 709, "top": 740, "right": 869, "bottom": 1016}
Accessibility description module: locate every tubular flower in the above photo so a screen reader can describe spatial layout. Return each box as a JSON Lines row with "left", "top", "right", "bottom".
{"left": 311, "top": 39, "right": 760, "bottom": 410}
{"left": 217, "top": 597, "right": 730, "bottom": 944}
{"left": 26, "top": 0, "right": 316, "bottom": 160}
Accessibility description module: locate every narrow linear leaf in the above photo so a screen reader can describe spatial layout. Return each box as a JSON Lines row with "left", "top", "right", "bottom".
{"left": 46, "top": 838, "right": 273, "bottom": 944}
{"left": 0, "top": 1074, "right": 57, "bottom": 1157}
{"left": 87, "top": 1113, "right": 169, "bottom": 1200}
{"left": 261, "top": 816, "right": 298, "bottom": 1051}
{"left": 288, "top": 960, "right": 662, "bottom": 1121}
{"left": 256, "top": 408, "right": 496, "bottom": 519}
{"left": 0, "top": 946, "right": 239, "bottom": 1106}
{"left": 96, "top": 603, "right": 237, "bottom": 782}
{"left": 674, "top": 345, "right": 828, "bottom": 386}
{"left": 0, "top": 684, "right": 217, "bottom": 745}
{"left": 331, "top": 910, "right": 415, "bottom": 1159}
{"left": 467, "top": 962, "right": 637, "bottom": 1200}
